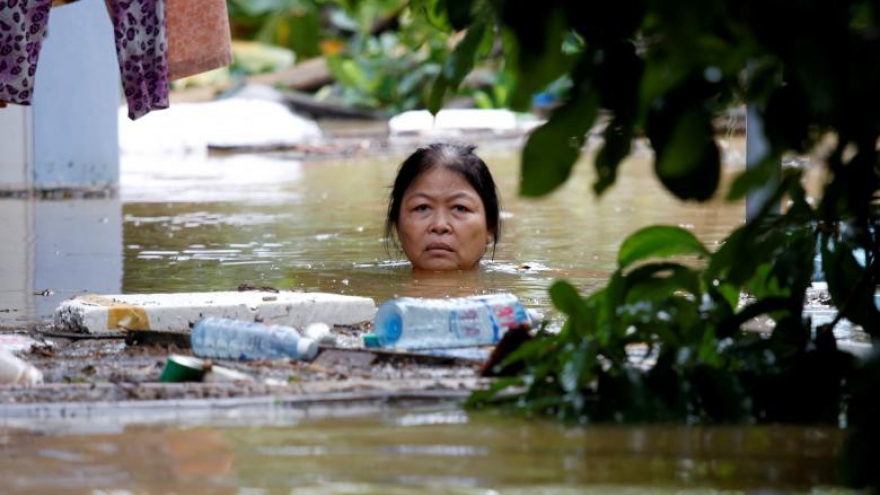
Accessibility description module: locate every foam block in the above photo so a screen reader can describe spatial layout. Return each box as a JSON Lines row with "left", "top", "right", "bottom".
{"left": 53, "top": 291, "right": 377, "bottom": 334}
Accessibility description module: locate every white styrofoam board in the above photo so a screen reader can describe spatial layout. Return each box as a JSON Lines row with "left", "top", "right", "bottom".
{"left": 53, "top": 291, "right": 377, "bottom": 334}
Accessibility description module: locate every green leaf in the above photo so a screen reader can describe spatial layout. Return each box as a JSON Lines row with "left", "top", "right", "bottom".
{"left": 639, "top": 56, "right": 689, "bottom": 109}
{"left": 650, "top": 106, "right": 721, "bottom": 201}
{"left": 623, "top": 262, "right": 701, "bottom": 301}
{"left": 721, "top": 296, "right": 793, "bottom": 339}
{"left": 690, "top": 365, "right": 752, "bottom": 422}
{"left": 617, "top": 225, "right": 709, "bottom": 270}
{"left": 566, "top": 0, "right": 645, "bottom": 44}
{"left": 726, "top": 152, "right": 783, "bottom": 201}
{"left": 520, "top": 88, "right": 599, "bottom": 197}
{"left": 445, "top": 22, "right": 485, "bottom": 85}
{"left": 594, "top": 119, "right": 633, "bottom": 196}
{"left": 427, "top": 22, "right": 486, "bottom": 114}
{"left": 594, "top": 41, "right": 643, "bottom": 120}
{"left": 590, "top": 42, "right": 643, "bottom": 198}
{"left": 821, "top": 233, "right": 880, "bottom": 332}
{"left": 326, "top": 56, "right": 369, "bottom": 89}
{"left": 763, "top": 82, "right": 814, "bottom": 154}
{"left": 500, "top": 6, "right": 575, "bottom": 110}
{"left": 560, "top": 340, "right": 597, "bottom": 394}
{"left": 413, "top": 0, "right": 451, "bottom": 30}
{"left": 465, "top": 375, "right": 523, "bottom": 409}
{"left": 549, "top": 280, "right": 585, "bottom": 318}
{"left": 427, "top": 77, "right": 449, "bottom": 115}
{"left": 440, "top": 0, "right": 475, "bottom": 31}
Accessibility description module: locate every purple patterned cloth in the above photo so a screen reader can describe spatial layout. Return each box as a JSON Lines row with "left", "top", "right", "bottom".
{"left": 0, "top": 0, "right": 169, "bottom": 119}
{"left": 107, "top": 0, "right": 169, "bottom": 120}
{"left": 0, "top": 0, "right": 54, "bottom": 105}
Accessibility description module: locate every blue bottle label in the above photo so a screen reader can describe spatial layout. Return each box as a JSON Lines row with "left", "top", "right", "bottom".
{"left": 448, "top": 306, "right": 492, "bottom": 341}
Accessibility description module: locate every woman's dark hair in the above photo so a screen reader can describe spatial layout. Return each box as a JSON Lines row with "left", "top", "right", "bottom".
{"left": 384, "top": 142, "right": 501, "bottom": 255}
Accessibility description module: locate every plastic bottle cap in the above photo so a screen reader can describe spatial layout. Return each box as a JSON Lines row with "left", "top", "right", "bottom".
{"left": 362, "top": 333, "right": 380, "bottom": 348}
{"left": 373, "top": 303, "right": 402, "bottom": 344}
{"left": 160, "top": 355, "right": 209, "bottom": 383}
{"left": 0, "top": 349, "right": 43, "bottom": 386}
{"left": 297, "top": 338, "right": 319, "bottom": 361}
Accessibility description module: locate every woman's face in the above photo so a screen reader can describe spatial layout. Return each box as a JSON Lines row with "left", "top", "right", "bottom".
{"left": 397, "top": 166, "right": 492, "bottom": 271}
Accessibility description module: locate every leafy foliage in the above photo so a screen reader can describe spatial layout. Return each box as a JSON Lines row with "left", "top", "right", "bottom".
{"left": 227, "top": 0, "right": 326, "bottom": 59}
{"left": 228, "top": 0, "right": 522, "bottom": 114}
{"left": 400, "top": 0, "right": 878, "bottom": 489}
{"left": 470, "top": 170, "right": 854, "bottom": 423}
{"left": 231, "top": 0, "right": 880, "bottom": 488}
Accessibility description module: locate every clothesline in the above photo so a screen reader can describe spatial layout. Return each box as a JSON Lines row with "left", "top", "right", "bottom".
{"left": 0, "top": 0, "right": 231, "bottom": 120}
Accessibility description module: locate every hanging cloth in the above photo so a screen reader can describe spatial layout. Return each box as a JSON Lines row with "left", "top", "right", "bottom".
{"left": 106, "top": 0, "right": 169, "bottom": 120}
{"left": 0, "top": 0, "right": 54, "bottom": 105}
{"left": 165, "top": 0, "right": 232, "bottom": 81}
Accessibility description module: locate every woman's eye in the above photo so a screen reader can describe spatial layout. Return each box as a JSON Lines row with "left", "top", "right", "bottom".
{"left": 413, "top": 204, "right": 430, "bottom": 212}
{"left": 453, "top": 205, "right": 471, "bottom": 213}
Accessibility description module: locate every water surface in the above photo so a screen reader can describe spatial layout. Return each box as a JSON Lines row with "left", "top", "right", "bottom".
{"left": 118, "top": 139, "right": 747, "bottom": 323}
{"left": 0, "top": 406, "right": 851, "bottom": 494}
{"left": 0, "top": 137, "right": 860, "bottom": 494}
{"left": 0, "top": 137, "right": 748, "bottom": 324}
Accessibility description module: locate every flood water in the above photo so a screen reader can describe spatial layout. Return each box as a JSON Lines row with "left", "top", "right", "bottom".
{"left": 0, "top": 135, "right": 858, "bottom": 493}
{"left": 0, "top": 136, "right": 749, "bottom": 325}
{"left": 0, "top": 406, "right": 851, "bottom": 494}
{"left": 117, "top": 139, "right": 744, "bottom": 322}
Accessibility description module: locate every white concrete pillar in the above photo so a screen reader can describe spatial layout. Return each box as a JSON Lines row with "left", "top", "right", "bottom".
{"left": 0, "top": 1, "right": 123, "bottom": 322}
{"left": 745, "top": 104, "right": 778, "bottom": 221}
{"left": 0, "top": 0, "right": 120, "bottom": 194}
{"left": 0, "top": 102, "right": 34, "bottom": 192}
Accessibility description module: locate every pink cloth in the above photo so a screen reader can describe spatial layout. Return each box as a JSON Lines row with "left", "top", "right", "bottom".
{"left": 0, "top": 0, "right": 54, "bottom": 105}
{"left": 166, "top": 0, "right": 232, "bottom": 81}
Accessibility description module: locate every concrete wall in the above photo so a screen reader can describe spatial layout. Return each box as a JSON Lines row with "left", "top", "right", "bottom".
{"left": 0, "top": 106, "right": 32, "bottom": 191}
{"left": 0, "top": 1, "right": 123, "bottom": 322}
{"left": 0, "top": 0, "right": 119, "bottom": 194}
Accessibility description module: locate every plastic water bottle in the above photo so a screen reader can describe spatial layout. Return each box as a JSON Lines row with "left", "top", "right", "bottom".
{"left": 0, "top": 348, "right": 43, "bottom": 385}
{"left": 190, "top": 317, "right": 319, "bottom": 361}
{"left": 371, "top": 293, "right": 531, "bottom": 350}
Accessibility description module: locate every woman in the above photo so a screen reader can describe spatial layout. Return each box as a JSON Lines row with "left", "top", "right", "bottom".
{"left": 385, "top": 142, "right": 501, "bottom": 271}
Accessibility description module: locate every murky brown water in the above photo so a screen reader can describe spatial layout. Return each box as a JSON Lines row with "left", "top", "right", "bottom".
{"left": 118, "top": 138, "right": 747, "bottom": 323}
{"left": 0, "top": 406, "right": 851, "bottom": 494}
{"left": 1, "top": 137, "right": 858, "bottom": 493}
{"left": 0, "top": 137, "right": 748, "bottom": 325}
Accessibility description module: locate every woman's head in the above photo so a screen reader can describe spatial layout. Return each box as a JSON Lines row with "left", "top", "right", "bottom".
{"left": 385, "top": 142, "right": 501, "bottom": 271}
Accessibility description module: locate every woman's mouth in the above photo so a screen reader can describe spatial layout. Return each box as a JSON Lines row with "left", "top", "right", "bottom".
{"left": 426, "top": 242, "right": 454, "bottom": 252}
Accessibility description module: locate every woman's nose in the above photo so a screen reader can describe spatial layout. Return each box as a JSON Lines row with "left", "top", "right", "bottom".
{"left": 430, "top": 212, "right": 452, "bottom": 233}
